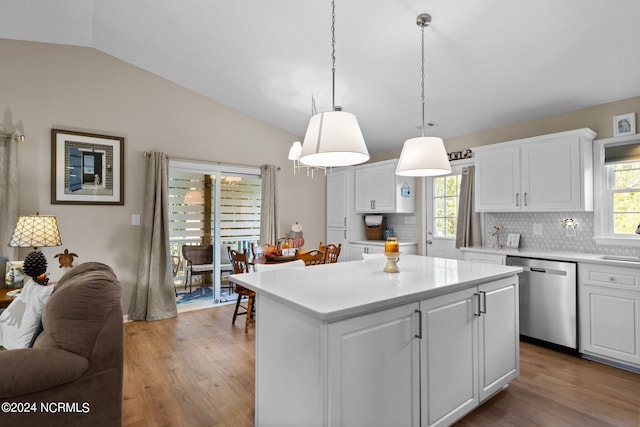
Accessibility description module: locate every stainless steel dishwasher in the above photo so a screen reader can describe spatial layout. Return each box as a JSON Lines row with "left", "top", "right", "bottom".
{"left": 505, "top": 256, "right": 577, "bottom": 350}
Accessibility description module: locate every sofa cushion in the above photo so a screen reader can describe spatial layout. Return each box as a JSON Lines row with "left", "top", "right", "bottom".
{"left": 0, "top": 279, "right": 54, "bottom": 349}
{"left": 0, "top": 347, "right": 89, "bottom": 398}
{"left": 36, "top": 262, "right": 121, "bottom": 358}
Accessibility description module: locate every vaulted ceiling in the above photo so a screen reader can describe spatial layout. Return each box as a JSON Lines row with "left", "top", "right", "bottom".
{"left": 1, "top": 0, "right": 639, "bottom": 154}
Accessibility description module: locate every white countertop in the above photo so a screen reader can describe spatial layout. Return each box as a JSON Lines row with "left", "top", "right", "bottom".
{"left": 460, "top": 246, "right": 640, "bottom": 266}
{"left": 229, "top": 255, "right": 521, "bottom": 322}
{"left": 350, "top": 240, "right": 418, "bottom": 246}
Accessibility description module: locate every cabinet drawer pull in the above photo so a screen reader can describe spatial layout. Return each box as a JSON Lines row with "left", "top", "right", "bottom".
{"left": 609, "top": 276, "right": 616, "bottom": 283}
{"left": 524, "top": 192, "right": 528, "bottom": 206}
{"left": 480, "top": 290, "right": 487, "bottom": 314}
{"left": 415, "top": 309, "right": 422, "bottom": 339}
{"left": 473, "top": 293, "right": 481, "bottom": 317}
{"left": 516, "top": 193, "right": 520, "bottom": 207}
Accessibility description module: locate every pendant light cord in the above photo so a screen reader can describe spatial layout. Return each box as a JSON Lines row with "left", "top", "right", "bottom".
{"left": 420, "top": 22, "right": 426, "bottom": 138}
{"left": 331, "top": 0, "right": 336, "bottom": 111}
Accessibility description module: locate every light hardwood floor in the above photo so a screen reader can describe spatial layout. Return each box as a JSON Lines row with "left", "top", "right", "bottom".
{"left": 123, "top": 305, "right": 640, "bottom": 427}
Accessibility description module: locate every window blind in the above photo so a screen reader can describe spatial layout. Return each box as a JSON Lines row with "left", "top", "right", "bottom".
{"left": 604, "top": 143, "right": 640, "bottom": 164}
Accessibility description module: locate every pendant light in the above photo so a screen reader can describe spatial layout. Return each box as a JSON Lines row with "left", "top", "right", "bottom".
{"left": 396, "top": 13, "right": 451, "bottom": 177}
{"left": 298, "top": 0, "right": 370, "bottom": 168}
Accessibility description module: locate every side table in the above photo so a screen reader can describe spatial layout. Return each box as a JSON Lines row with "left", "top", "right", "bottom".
{"left": 0, "top": 287, "right": 18, "bottom": 309}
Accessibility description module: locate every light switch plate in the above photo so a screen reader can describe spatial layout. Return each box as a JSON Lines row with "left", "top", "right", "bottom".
{"left": 132, "top": 214, "right": 140, "bottom": 226}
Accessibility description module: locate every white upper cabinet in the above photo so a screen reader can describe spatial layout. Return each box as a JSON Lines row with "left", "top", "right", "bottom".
{"left": 474, "top": 128, "right": 596, "bottom": 212}
{"left": 355, "top": 159, "right": 416, "bottom": 213}
{"left": 326, "top": 168, "right": 353, "bottom": 228}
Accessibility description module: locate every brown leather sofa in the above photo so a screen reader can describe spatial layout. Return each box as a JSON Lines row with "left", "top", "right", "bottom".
{"left": 0, "top": 262, "right": 123, "bottom": 426}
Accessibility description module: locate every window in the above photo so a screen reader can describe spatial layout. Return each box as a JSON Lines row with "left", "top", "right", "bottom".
{"left": 608, "top": 161, "right": 640, "bottom": 234}
{"left": 594, "top": 137, "right": 640, "bottom": 245}
{"left": 432, "top": 173, "right": 462, "bottom": 238}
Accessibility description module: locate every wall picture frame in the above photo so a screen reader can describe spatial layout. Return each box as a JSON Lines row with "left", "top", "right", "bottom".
{"left": 613, "top": 113, "right": 636, "bottom": 137}
{"left": 506, "top": 233, "right": 520, "bottom": 249}
{"left": 51, "top": 129, "right": 125, "bottom": 205}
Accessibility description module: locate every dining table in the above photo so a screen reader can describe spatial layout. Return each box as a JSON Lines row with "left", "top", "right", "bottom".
{"left": 250, "top": 254, "right": 297, "bottom": 265}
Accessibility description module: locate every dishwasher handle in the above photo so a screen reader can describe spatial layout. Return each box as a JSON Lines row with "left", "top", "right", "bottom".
{"left": 521, "top": 266, "right": 567, "bottom": 276}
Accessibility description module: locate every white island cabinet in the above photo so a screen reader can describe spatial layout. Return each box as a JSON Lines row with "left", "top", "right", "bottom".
{"left": 229, "top": 255, "right": 521, "bottom": 427}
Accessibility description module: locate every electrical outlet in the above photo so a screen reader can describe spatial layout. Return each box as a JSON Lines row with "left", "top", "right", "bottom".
{"left": 132, "top": 214, "right": 141, "bottom": 226}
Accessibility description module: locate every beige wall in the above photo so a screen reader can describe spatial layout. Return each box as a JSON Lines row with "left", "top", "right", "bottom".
{"left": 0, "top": 39, "right": 325, "bottom": 311}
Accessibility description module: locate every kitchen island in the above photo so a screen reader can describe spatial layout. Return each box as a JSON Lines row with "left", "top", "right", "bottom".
{"left": 229, "top": 255, "right": 522, "bottom": 427}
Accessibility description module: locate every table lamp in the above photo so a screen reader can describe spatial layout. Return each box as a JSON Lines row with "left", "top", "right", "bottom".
{"left": 8, "top": 213, "right": 62, "bottom": 285}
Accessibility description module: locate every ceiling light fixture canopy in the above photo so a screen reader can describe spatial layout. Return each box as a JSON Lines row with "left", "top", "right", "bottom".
{"left": 298, "top": 0, "right": 369, "bottom": 168}
{"left": 396, "top": 13, "right": 451, "bottom": 177}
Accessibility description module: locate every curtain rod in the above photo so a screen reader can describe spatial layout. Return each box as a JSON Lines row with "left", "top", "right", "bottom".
{"left": 143, "top": 152, "right": 280, "bottom": 171}
{"left": 0, "top": 132, "right": 25, "bottom": 142}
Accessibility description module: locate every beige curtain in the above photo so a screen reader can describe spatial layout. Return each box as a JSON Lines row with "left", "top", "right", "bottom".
{"left": 260, "top": 164, "right": 278, "bottom": 244}
{"left": 455, "top": 165, "right": 482, "bottom": 248}
{"left": 0, "top": 135, "right": 18, "bottom": 261}
{"left": 129, "top": 152, "right": 177, "bottom": 321}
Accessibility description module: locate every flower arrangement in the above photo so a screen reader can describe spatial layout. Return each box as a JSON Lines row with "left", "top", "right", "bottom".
{"left": 488, "top": 225, "right": 502, "bottom": 248}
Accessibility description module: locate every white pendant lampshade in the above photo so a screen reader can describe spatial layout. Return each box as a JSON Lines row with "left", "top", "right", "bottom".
{"left": 396, "top": 136, "right": 451, "bottom": 177}
{"left": 396, "top": 13, "right": 451, "bottom": 178}
{"left": 299, "top": 111, "right": 370, "bottom": 167}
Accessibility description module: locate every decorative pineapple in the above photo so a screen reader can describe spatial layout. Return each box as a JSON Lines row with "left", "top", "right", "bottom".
{"left": 23, "top": 250, "right": 49, "bottom": 285}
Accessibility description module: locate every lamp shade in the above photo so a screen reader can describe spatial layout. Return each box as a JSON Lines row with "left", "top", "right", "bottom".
{"left": 184, "top": 190, "right": 205, "bottom": 205}
{"left": 8, "top": 214, "right": 62, "bottom": 248}
{"left": 299, "top": 111, "right": 370, "bottom": 167}
{"left": 288, "top": 141, "right": 302, "bottom": 160}
{"left": 395, "top": 136, "right": 452, "bottom": 177}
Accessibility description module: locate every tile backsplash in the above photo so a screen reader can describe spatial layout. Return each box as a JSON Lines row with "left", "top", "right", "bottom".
{"left": 363, "top": 212, "right": 638, "bottom": 256}
{"left": 385, "top": 214, "right": 418, "bottom": 242}
{"left": 484, "top": 212, "right": 640, "bottom": 256}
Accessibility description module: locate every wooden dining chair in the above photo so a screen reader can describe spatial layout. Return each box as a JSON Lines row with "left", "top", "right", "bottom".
{"left": 229, "top": 248, "right": 255, "bottom": 333}
{"left": 319, "top": 241, "right": 342, "bottom": 264}
{"left": 251, "top": 242, "right": 276, "bottom": 263}
{"left": 295, "top": 249, "right": 325, "bottom": 266}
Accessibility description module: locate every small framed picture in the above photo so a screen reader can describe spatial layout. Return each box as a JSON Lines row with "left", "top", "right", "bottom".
{"left": 506, "top": 233, "right": 520, "bottom": 249}
{"left": 5, "top": 261, "right": 24, "bottom": 288}
{"left": 613, "top": 113, "right": 636, "bottom": 137}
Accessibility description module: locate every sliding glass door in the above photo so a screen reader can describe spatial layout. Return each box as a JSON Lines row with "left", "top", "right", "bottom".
{"left": 168, "top": 160, "right": 261, "bottom": 306}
